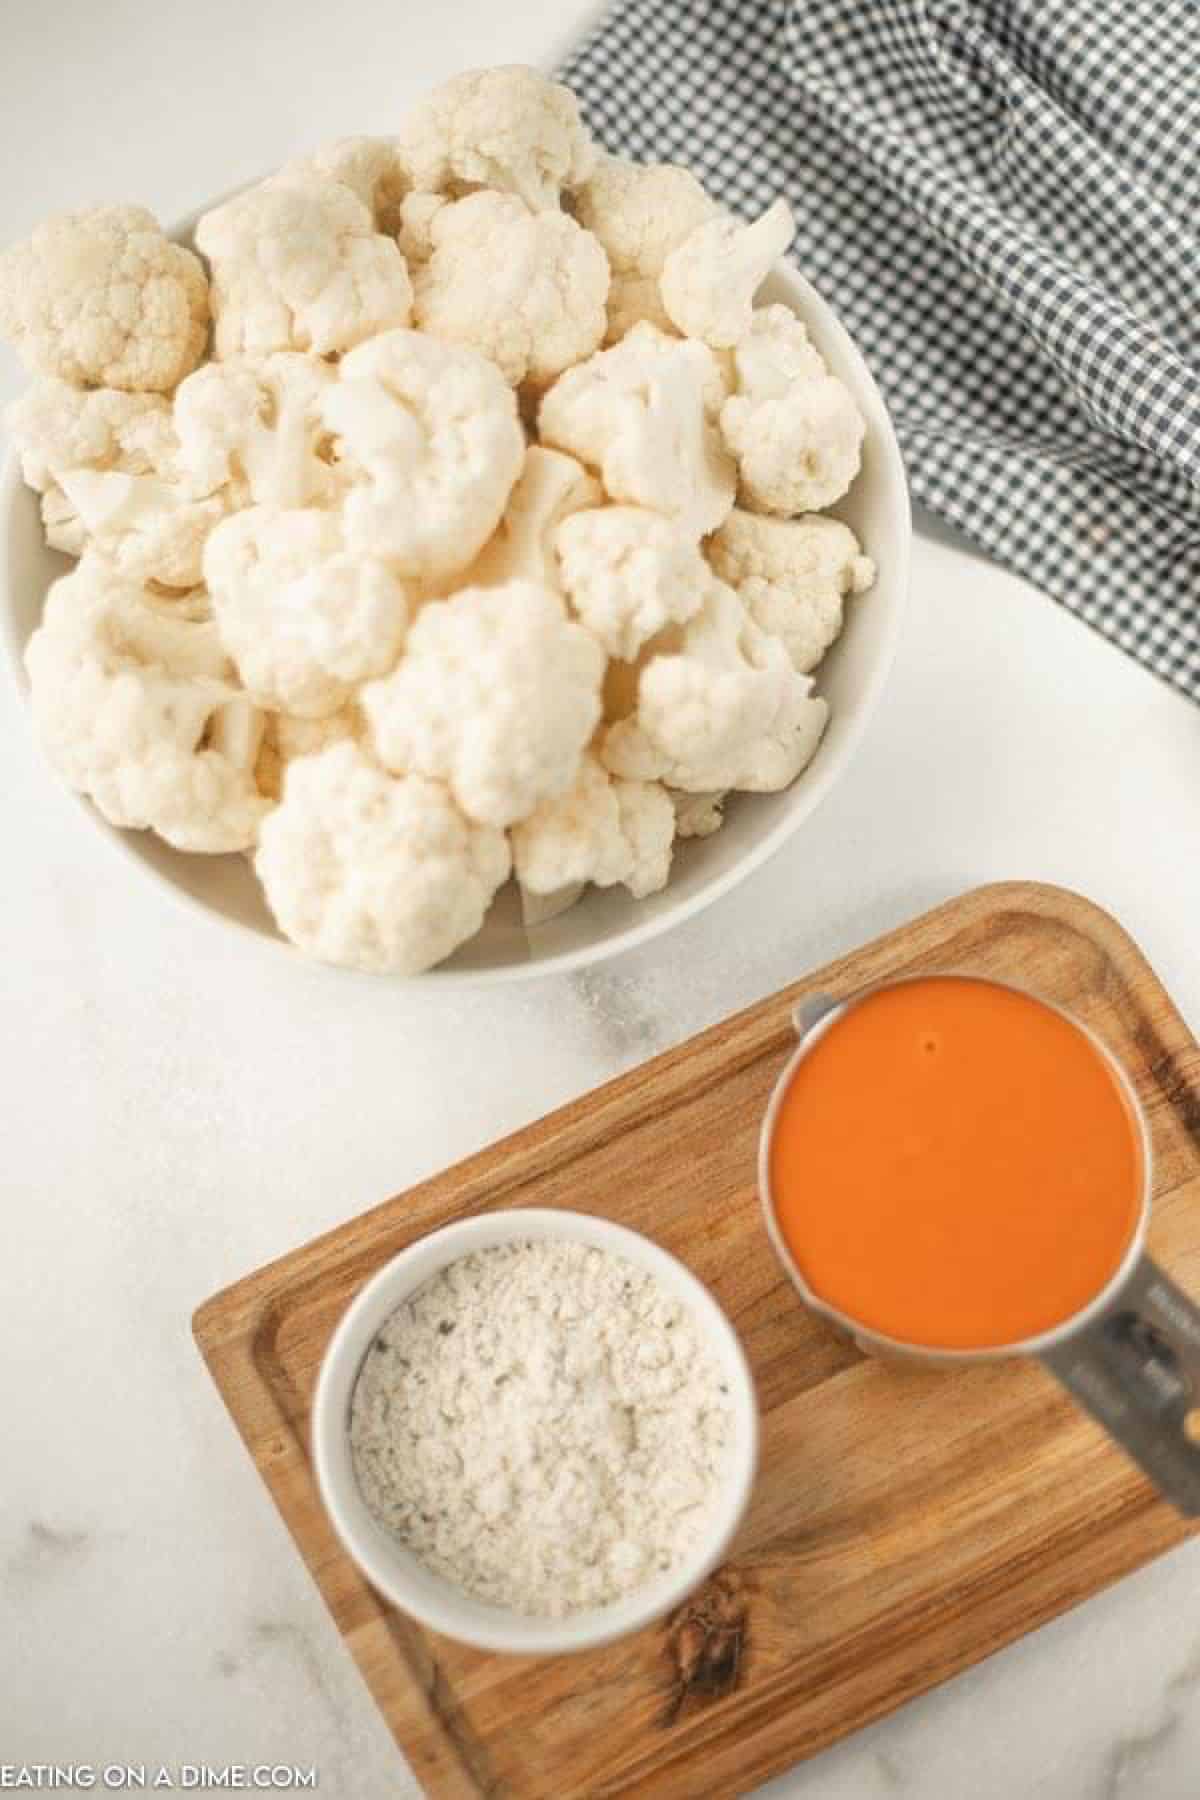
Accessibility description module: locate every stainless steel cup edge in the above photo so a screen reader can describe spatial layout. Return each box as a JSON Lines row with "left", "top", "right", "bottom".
{"left": 759, "top": 975, "right": 1200, "bottom": 1514}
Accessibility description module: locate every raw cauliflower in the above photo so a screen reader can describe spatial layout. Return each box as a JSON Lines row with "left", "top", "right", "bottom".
{"left": 0, "top": 205, "right": 208, "bottom": 392}
{"left": 3, "top": 66, "right": 877, "bottom": 974}
{"left": 6, "top": 377, "right": 226, "bottom": 586}
{"left": 39, "top": 487, "right": 87, "bottom": 556}
{"left": 7, "top": 377, "right": 166, "bottom": 549}
{"left": 413, "top": 191, "right": 608, "bottom": 387}
{"left": 53, "top": 470, "right": 227, "bottom": 591}
{"left": 173, "top": 353, "right": 340, "bottom": 510}
{"left": 728, "top": 301, "right": 826, "bottom": 389}
{"left": 708, "top": 509, "right": 875, "bottom": 672}
{"left": 276, "top": 137, "right": 410, "bottom": 235}
{"left": 602, "top": 273, "right": 677, "bottom": 345}
{"left": 195, "top": 179, "right": 413, "bottom": 359}
{"left": 395, "top": 192, "right": 448, "bottom": 265}
{"left": 24, "top": 557, "right": 269, "bottom": 851}
{"left": 661, "top": 199, "right": 795, "bottom": 349}
{"left": 255, "top": 705, "right": 363, "bottom": 801}
{"left": 554, "top": 505, "right": 710, "bottom": 660}
{"left": 615, "top": 777, "right": 678, "bottom": 898}
{"left": 467, "top": 446, "right": 601, "bottom": 591}
{"left": 573, "top": 155, "right": 718, "bottom": 278}
{"left": 538, "top": 323, "right": 735, "bottom": 538}
{"left": 511, "top": 751, "right": 674, "bottom": 899}
{"left": 398, "top": 65, "right": 596, "bottom": 213}
{"left": 323, "top": 328, "right": 524, "bottom": 582}
{"left": 362, "top": 579, "right": 605, "bottom": 828}
{"left": 573, "top": 155, "right": 717, "bottom": 344}
{"left": 255, "top": 741, "right": 510, "bottom": 974}
{"left": 204, "top": 506, "right": 409, "bottom": 717}
{"left": 600, "top": 581, "right": 828, "bottom": 792}
{"left": 671, "top": 789, "right": 726, "bottom": 838}
{"left": 721, "top": 305, "right": 865, "bottom": 515}
{"left": 7, "top": 379, "right": 173, "bottom": 493}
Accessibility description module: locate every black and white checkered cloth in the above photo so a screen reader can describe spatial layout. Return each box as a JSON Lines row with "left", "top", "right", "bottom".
{"left": 560, "top": 0, "right": 1200, "bottom": 701}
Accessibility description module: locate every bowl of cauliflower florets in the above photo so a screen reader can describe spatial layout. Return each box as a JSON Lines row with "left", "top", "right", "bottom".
{"left": 0, "top": 65, "right": 909, "bottom": 980}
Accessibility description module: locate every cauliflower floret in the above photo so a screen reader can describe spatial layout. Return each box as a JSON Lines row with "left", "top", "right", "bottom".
{"left": 720, "top": 305, "right": 866, "bottom": 515}
{"left": 538, "top": 323, "right": 735, "bottom": 539}
{"left": 207, "top": 689, "right": 267, "bottom": 780}
{"left": 255, "top": 704, "right": 364, "bottom": 801}
{"left": 255, "top": 742, "right": 510, "bottom": 974}
{"left": 573, "top": 154, "right": 716, "bottom": 307}
{"left": 661, "top": 199, "right": 795, "bottom": 348}
{"left": 597, "top": 614, "right": 699, "bottom": 726}
{"left": 398, "top": 65, "right": 595, "bottom": 213}
{"left": 395, "top": 191, "right": 448, "bottom": 265}
{"left": 322, "top": 328, "right": 524, "bottom": 582}
{"left": 573, "top": 156, "right": 718, "bottom": 345}
{"left": 6, "top": 379, "right": 172, "bottom": 493}
{"left": 6, "top": 378, "right": 226, "bottom": 586}
{"left": 616, "top": 778, "right": 678, "bottom": 896}
{"left": 24, "top": 556, "right": 269, "bottom": 851}
{"left": 467, "top": 446, "right": 601, "bottom": 591}
{"left": 728, "top": 301, "right": 826, "bottom": 388}
{"left": 173, "top": 353, "right": 340, "bottom": 510}
{"left": 0, "top": 206, "right": 208, "bottom": 392}
{"left": 708, "top": 508, "right": 875, "bottom": 672}
{"left": 670, "top": 788, "right": 727, "bottom": 837}
{"left": 275, "top": 137, "right": 410, "bottom": 234}
{"left": 600, "top": 581, "right": 828, "bottom": 792}
{"left": 511, "top": 751, "right": 674, "bottom": 899}
{"left": 204, "top": 506, "right": 409, "bottom": 718}
{"left": 55, "top": 469, "right": 227, "bottom": 591}
{"left": 195, "top": 179, "right": 412, "bottom": 359}
{"left": 602, "top": 273, "right": 676, "bottom": 345}
{"left": 8, "top": 378, "right": 162, "bottom": 544}
{"left": 413, "top": 191, "right": 608, "bottom": 387}
{"left": 39, "top": 485, "right": 87, "bottom": 557}
{"left": 554, "top": 505, "right": 710, "bottom": 660}
{"left": 519, "top": 880, "right": 585, "bottom": 927}
{"left": 362, "top": 579, "right": 604, "bottom": 828}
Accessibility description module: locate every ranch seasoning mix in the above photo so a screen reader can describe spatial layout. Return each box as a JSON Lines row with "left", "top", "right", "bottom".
{"left": 349, "top": 1240, "right": 733, "bottom": 1617}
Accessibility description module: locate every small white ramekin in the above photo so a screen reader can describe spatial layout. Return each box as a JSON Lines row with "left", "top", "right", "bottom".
{"left": 312, "top": 1207, "right": 759, "bottom": 1656}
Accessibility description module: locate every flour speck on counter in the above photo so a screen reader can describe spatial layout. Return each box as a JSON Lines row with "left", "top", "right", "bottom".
{"left": 349, "top": 1240, "right": 733, "bottom": 1617}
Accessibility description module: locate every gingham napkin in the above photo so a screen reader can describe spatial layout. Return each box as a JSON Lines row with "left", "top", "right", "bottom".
{"left": 560, "top": 0, "right": 1200, "bottom": 701}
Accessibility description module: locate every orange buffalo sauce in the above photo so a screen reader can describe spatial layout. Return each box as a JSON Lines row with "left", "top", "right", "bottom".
{"left": 768, "top": 977, "right": 1143, "bottom": 1350}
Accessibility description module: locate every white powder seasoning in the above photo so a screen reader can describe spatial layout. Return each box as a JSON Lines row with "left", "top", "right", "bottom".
{"left": 349, "top": 1240, "right": 734, "bottom": 1618}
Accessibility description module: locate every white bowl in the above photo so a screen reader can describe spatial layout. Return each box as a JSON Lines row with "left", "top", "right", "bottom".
{"left": 0, "top": 229, "right": 911, "bottom": 982}
{"left": 311, "top": 1207, "right": 759, "bottom": 1655}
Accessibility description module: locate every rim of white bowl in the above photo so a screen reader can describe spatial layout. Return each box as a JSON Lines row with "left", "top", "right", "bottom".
{"left": 0, "top": 230, "right": 911, "bottom": 984}
{"left": 310, "top": 1207, "right": 760, "bottom": 1655}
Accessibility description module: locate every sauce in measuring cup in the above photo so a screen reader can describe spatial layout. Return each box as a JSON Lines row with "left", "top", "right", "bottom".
{"left": 759, "top": 974, "right": 1200, "bottom": 1514}
{"left": 767, "top": 976, "right": 1143, "bottom": 1351}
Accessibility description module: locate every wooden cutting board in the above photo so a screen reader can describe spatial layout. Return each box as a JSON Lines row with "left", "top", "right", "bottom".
{"left": 193, "top": 882, "right": 1200, "bottom": 1799}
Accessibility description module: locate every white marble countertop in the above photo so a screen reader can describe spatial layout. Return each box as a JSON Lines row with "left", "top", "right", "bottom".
{"left": 3, "top": 4, "right": 1200, "bottom": 1795}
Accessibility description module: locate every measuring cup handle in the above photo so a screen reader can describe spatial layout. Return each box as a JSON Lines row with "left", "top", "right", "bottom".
{"left": 1040, "top": 1254, "right": 1200, "bottom": 1516}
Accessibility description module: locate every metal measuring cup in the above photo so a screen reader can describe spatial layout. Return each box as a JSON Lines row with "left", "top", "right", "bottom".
{"left": 759, "top": 978, "right": 1200, "bottom": 1515}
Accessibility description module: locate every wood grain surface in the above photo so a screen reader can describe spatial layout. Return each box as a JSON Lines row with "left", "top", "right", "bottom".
{"left": 193, "top": 882, "right": 1200, "bottom": 1799}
